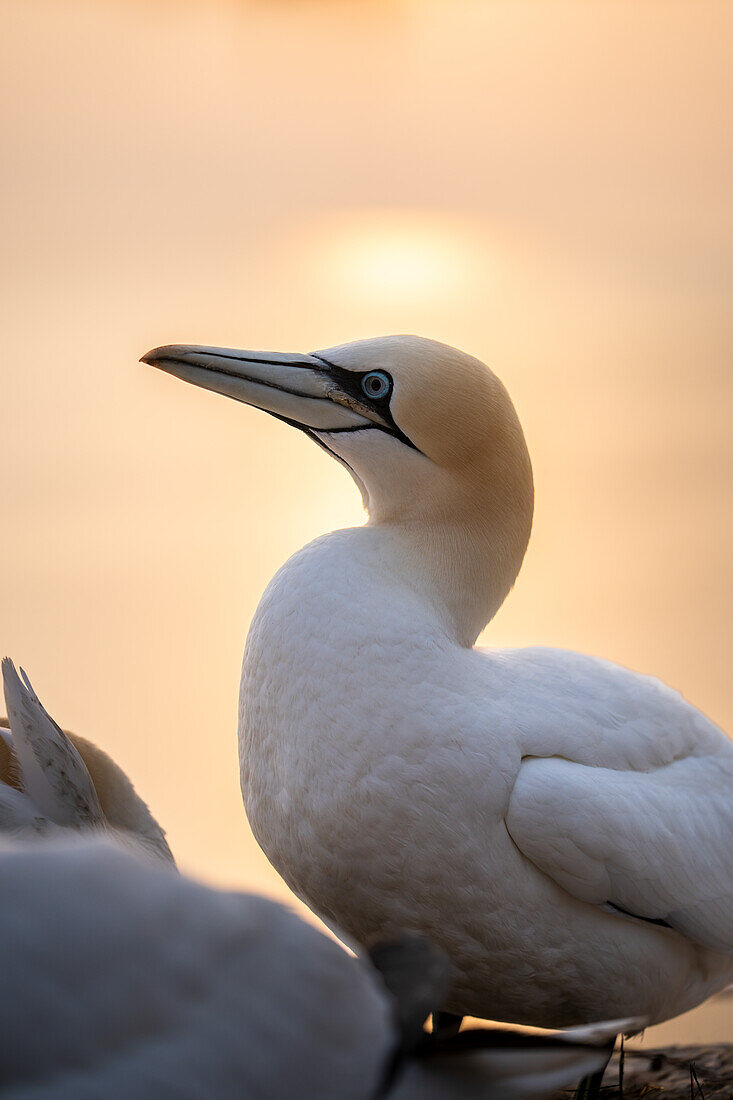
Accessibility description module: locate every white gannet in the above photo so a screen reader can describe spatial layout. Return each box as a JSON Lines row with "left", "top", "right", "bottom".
{"left": 143, "top": 335, "right": 733, "bottom": 1032}
{"left": 1, "top": 658, "right": 173, "bottom": 864}
{"left": 0, "top": 667, "right": 621, "bottom": 1099}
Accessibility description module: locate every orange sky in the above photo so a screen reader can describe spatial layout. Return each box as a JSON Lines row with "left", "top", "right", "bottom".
{"left": 1, "top": 0, "right": 732, "bottom": 1038}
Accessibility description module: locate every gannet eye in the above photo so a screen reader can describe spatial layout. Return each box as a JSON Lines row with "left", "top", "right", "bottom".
{"left": 361, "top": 371, "right": 391, "bottom": 400}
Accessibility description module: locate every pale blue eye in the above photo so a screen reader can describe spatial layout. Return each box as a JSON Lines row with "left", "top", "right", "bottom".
{"left": 361, "top": 371, "right": 391, "bottom": 400}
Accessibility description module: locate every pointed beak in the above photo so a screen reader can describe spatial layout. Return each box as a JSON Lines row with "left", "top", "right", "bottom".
{"left": 141, "top": 344, "right": 376, "bottom": 433}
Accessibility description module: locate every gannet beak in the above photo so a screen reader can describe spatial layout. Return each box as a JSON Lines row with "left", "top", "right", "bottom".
{"left": 141, "top": 344, "right": 382, "bottom": 434}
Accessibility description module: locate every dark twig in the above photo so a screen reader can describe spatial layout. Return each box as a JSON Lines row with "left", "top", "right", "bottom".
{"left": 690, "top": 1061, "right": 707, "bottom": 1100}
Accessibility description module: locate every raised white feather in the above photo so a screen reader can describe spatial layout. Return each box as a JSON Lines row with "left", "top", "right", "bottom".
{"left": 2, "top": 658, "right": 104, "bottom": 826}
{"left": 0, "top": 659, "right": 173, "bottom": 863}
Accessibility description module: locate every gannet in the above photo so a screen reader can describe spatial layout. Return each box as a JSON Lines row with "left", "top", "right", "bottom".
{"left": 144, "top": 335, "right": 733, "bottom": 1031}
{"left": 1, "top": 658, "right": 173, "bottom": 864}
{"left": 0, "top": 670, "right": 621, "bottom": 1099}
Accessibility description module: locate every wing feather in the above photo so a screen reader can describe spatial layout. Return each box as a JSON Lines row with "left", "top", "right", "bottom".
{"left": 1, "top": 659, "right": 103, "bottom": 827}
{"left": 506, "top": 750, "right": 733, "bottom": 950}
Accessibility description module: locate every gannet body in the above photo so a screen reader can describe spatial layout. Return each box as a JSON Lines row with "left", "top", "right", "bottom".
{"left": 145, "top": 335, "right": 733, "bottom": 1029}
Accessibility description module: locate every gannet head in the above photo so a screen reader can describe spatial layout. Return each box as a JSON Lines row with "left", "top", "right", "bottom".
{"left": 143, "top": 335, "right": 533, "bottom": 642}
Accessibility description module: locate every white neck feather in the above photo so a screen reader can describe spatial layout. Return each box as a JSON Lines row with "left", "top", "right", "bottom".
{"left": 373, "top": 515, "right": 526, "bottom": 648}
{"left": 318, "top": 427, "right": 533, "bottom": 647}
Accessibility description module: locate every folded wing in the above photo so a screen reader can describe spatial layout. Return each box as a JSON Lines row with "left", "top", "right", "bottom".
{"left": 507, "top": 749, "right": 733, "bottom": 951}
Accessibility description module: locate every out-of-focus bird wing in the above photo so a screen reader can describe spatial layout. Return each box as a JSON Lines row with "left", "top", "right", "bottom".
{"left": 2, "top": 658, "right": 103, "bottom": 827}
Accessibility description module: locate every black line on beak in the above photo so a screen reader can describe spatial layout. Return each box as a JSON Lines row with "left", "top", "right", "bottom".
{"left": 148, "top": 352, "right": 327, "bottom": 403}
{"left": 184, "top": 350, "right": 321, "bottom": 370}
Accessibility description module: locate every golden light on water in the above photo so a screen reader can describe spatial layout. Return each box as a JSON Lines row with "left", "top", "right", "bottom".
{"left": 316, "top": 212, "right": 488, "bottom": 307}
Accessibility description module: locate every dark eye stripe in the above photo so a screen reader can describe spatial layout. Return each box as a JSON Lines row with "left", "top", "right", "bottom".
{"left": 310, "top": 354, "right": 420, "bottom": 453}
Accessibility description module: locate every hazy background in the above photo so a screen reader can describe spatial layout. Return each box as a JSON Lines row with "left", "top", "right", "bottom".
{"left": 2, "top": 0, "right": 731, "bottom": 1042}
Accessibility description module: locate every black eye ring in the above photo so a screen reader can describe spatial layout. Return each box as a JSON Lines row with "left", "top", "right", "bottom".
{"left": 361, "top": 371, "right": 391, "bottom": 400}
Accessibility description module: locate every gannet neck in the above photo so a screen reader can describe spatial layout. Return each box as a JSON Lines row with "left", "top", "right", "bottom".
{"left": 379, "top": 509, "right": 531, "bottom": 649}
{"left": 376, "top": 450, "right": 534, "bottom": 647}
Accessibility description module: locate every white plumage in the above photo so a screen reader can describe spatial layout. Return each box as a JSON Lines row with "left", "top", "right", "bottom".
{"left": 145, "top": 333, "right": 733, "bottom": 1030}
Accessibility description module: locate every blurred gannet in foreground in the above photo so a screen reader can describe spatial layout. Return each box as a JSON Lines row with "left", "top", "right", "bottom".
{"left": 0, "top": 660, "right": 621, "bottom": 1099}
{"left": 144, "top": 335, "right": 733, "bottom": 1033}
{"left": 0, "top": 839, "right": 627, "bottom": 1100}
